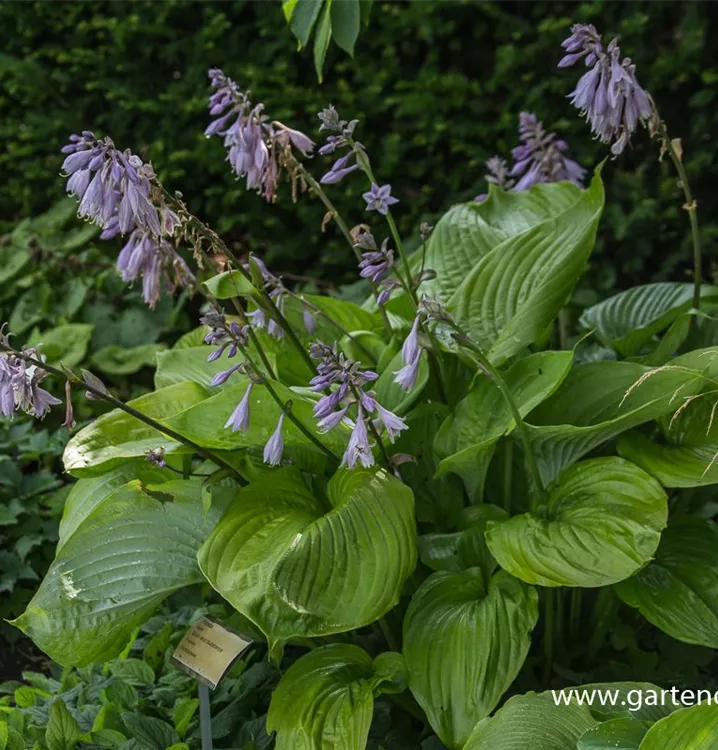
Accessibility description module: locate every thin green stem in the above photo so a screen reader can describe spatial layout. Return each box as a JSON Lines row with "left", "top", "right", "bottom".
{"left": 288, "top": 290, "right": 376, "bottom": 363}
{"left": 2, "top": 346, "right": 244, "bottom": 481}
{"left": 569, "top": 588, "right": 582, "bottom": 642}
{"left": 543, "top": 588, "right": 555, "bottom": 686}
{"left": 661, "top": 126, "right": 703, "bottom": 316}
{"left": 378, "top": 617, "right": 399, "bottom": 652}
{"left": 259, "top": 376, "right": 340, "bottom": 463}
{"left": 502, "top": 440, "right": 514, "bottom": 514}
{"left": 455, "top": 335, "right": 547, "bottom": 506}
{"left": 352, "top": 147, "right": 417, "bottom": 305}
{"left": 293, "top": 162, "right": 393, "bottom": 333}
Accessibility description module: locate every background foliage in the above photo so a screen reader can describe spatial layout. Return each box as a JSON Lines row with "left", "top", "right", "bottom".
{"left": 1, "top": 0, "right": 716, "bottom": 301}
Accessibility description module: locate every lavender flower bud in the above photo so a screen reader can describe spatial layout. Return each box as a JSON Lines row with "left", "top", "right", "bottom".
{"left": 224, "top": 383, "right": 253, "bottom": 433}
{"left": 263, "top": 412, "right": 286, "bottom": 466}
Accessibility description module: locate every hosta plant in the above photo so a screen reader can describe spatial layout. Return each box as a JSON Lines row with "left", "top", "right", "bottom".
{"left": 5, "top": 22, "right": 718, "bottom": 750}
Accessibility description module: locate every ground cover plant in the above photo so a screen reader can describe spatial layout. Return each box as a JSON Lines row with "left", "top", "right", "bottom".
{"left": 2, "top": 20, "right": 718, "bottom": 749}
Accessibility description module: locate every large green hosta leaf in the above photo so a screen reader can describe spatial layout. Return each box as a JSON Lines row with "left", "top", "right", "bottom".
{"left": 63, "top": 382, "right": 209, "bottom": 476}
{"left": 444, "top": 172, "right": 604, "bottom": 365}
{"left": 403, "top": 569, "right": 537, "bottom": 749}
{"left": 57, "top": 462, "right": 173, "bottom": 550}
{"left": 267, "top": 645, "right": 405, "bottom": 750}
{"left": 434, "top": 350, "right": 573, "bottom": 498}
{"left": 577, "top": 717, "right": 647, "bottom": 749}
{"left": 640, "top": 704, "right": 718, "bottom": 749}
{"left": 579, "top": 282, "right": 718, "bottom": 356}
{"left": 198, "top": 467, "right": 416, "bottom": 650}
{"left": 526, "top": 354, "right": 710, "bottom": 484}
{"left": 485, "top": 457, "right": 667, "bottom": 587}
{"left": 464, "top": 691, "right": 598, "bottom": 750}
{"left": 615, "top": 517, "right": 718, "bottom": 647}
{"left": 12, "top": 479, "right": 229, "bottom": 666}
{"left": 617, "top": 389, "right": 718, "bottom": 487}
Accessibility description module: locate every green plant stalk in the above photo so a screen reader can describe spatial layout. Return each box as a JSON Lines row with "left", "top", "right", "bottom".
{"left": 502, "top": 440, "right": 514, "bottom": 513}
{"left": 352, "top": 147, "right": 417, "bottom": 305}
{"left": 165, "top": 189, "right": 315, "bottom": 372}
{"left": 454, "top": 335, "right": 547, "bottom": 506}
{"left": 237, "top": 346, "right": 340, "bottom": 463}
{"left": 661, "top": 126, "right": 703, "bottom": 315}
{"left": 543, "top": 588, "right": 555, "bottom": 686}
{"left": 569, "top": 588, "right": 582, "bottom": 641}
{"left": 293, "top": 162, "right": 393, "bottom": 333}
{"left": 1, "top": 345, "right": 244, "bottom": 481}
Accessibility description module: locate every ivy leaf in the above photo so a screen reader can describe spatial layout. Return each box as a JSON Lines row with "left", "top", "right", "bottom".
{"left": 616, "top": 517, "right": 718, "bottom": 648}
{"left": 330, "top": 0, "right": 360, "bottom": 56}
{"left": 198, "top": 466, "right": 417, "bottom": 651}
{"left": 485, "top": 457, "right": 667, "bottom": 587}
{"left": 403, "top": 569, "right": 538, "bottom": 749}
{"left": 267, "top": 644, "right": 403, "bottom": 749}
{"left": 639, "top": 704, "right": 718, "bottom": 749}
{"left": 464, "top": 691, "right": 597, "bottom": 750}
{"left": 11, "top": 479, "right": 229, "bottom": 665}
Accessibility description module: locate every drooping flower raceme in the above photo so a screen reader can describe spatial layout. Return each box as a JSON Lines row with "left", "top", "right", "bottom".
{"left": 0, "top": 331, "right": 61, "bottom": 420}
{"left": 205, "top": 68, "right": 314, "bottom": 202}
{"left": 476, "top": 113, "right": 585, "bottom": 201}
{"left": 510, "top": 112, "right": 586, "bottom": 189}
{"left": 559, "top": 23, "right": 655, "bottom": 155}
{"left": 309, "top": 342, "right": 407, "bottom": 468}
{"left": 61, "top": 132, "right": 193, "bottom": 308}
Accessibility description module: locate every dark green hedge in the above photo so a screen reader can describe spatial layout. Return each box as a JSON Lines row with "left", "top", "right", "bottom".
{"left": 1, "top": 0, "right": 716, "bottom": 299}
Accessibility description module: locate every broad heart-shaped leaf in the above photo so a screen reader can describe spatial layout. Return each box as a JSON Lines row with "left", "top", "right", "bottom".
{"left": 579, "top": 282, "right": 718, "bottom": 356}
{"left": 525, "top": 355, "right": 709, "bottom": 485}
{"left": 12, "top": 479, "right": 229, "bottom": 666}
{"left": 463, "top": 691, "right": 598, "bottom": 750}
{"left": 640, "top": 704, "right": 718, "bottom": 749}
{"left": 617, "top": 387, "right": 718, "bottom": 487}
{"left": 57, "top": 462, "right": 174, "bottom": 550}
{"left": 198, "top": 467, "right": 416, "bottom": 650}
{"left": 577, "top": 717, "right": 647, "bottom": 749}
{"left": 267, "top": 644, "right": 404, "bottom": 750}
{"left": 403, "top": 570, "right": 538, "bottom": 749}
{"left": 486, "top": 457, "right": 667, "bottom": 588}
{"left": 63, "top": 382, "right": 208, "bottom": 477}
{"left": 434, "top": 350, "right": 573, "bottom": 498}
{"left": 418, "top": 180, "right": 587, "bottom": 302}
{"left": 615, "top": 517, "right": 718, "bottom": 648}
{"left": 446, "top": 171, "right": 604, "bottom": 365}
